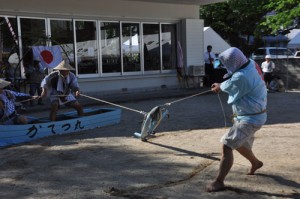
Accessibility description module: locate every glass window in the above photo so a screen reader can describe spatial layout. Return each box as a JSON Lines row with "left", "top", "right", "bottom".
{"left": 100, "top": 22, "right": 121, "bottom": 73}
{"left": 20, "top": 18, "right": 46, "bottom": 77}
{"left": 270, "top": 49, "right": 293, "bottom": 56}
{"left": 0, "top": 16, "right": 18, "bottom": 79}
{"left": 161, "top": 24, "right": 177, "bottom": 70}
{"left": 75, "top": 20, "right": 98, "bottom": 75}
{"left": 122, "top": 22, "right": 140, "bottom": 72}
{"left": 13, "top": 17, "right": 178, "bottom": 78}
{"left": 20, "top": 18, "right": 46, "bottom": 47}
{"left": 254, "top": 49, "right": 265, "bottom": 56}
{"left": 50, "top": 19, "right": 74, "bottom": 64}
{"left": 143, "top": 23, "right": 160, "bottom": 71}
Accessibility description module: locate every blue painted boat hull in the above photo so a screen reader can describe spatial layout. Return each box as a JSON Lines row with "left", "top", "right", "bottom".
{"left": 0, "top": 107, "right": 122, "bottom": 147}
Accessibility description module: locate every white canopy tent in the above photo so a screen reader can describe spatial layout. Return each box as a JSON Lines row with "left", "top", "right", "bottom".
{"left": 203, "top": 27, "right": 231, "bottom": 55}
{"left": 288, "top": 32, "right": 300, "bottom": 49}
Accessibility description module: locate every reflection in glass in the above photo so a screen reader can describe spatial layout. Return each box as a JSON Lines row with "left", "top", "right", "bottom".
{"left": 20, "top": 18, "right": 46, "bottom": 47}
{"left": 143, "top": 24, "right": 160, "bottom": 71}
{"left": 50, "top": 19, "right": 74, "bottom": 64}
{"left": 122, "top": 23, "right": 140, "bottom": 72}
{"left": 20, "top": 18, "right": 46, "bottom": 77}
{"left": 101, "top": 22, "right": 121, "bottom": 73}
{"left": 75, "top": 20, "right": 98, "bottom": 74}
{"left": 0, "top": 17, "right": 18, "bottom": 79}
{"left": 161, "top": 24, "right": 177, "bottom": 70}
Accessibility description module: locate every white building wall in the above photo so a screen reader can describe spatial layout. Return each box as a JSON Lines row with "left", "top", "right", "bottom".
{"left": 80, "top": 74, "right": 178, "bottom": 95}
{"left": 0, "top": 0, "right": 205, "bottom": 95}
{"left": 182, "top": 19, "right": 204, "bottom": 67}
{"left": 0, "top": 0, "right": 199, "bottom": 20}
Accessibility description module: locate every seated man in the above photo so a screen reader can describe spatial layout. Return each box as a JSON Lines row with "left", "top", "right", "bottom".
{"left": 0, "top": 79, "right": 39, "bottom": 125}
{"left": 40, "top": 60, "right": 84, "bottom": 121}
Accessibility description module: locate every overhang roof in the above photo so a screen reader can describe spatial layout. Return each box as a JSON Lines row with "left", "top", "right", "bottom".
{"left": 122, "top": 0, "right": 225, "bottom": 5}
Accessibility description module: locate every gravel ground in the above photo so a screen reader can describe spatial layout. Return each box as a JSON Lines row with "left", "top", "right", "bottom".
{"left": 0, "top": 90, "right": 299, "bottom": 199}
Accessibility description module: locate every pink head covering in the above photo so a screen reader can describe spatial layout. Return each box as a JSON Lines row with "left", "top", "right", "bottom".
{"left": 219, "top": 47, "right": 248, "bottom": 74}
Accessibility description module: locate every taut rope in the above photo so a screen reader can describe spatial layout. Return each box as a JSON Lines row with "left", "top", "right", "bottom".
{"left": 17, "top": 96, "right": 40, "bottom": 104}
{"left": 80, "top": 94, "right": 146, "bottom": 115}
{"left": 217, "top": 93, "right": 227, "bottom": 129}
{"left": 81, "top": 90, "right": 212, "bottom": 115}
{"left": 163, "top": 90, "right": 212, "bottom": 106}
{"left": 80, "top": 90, "right": 227, "bottom": 130}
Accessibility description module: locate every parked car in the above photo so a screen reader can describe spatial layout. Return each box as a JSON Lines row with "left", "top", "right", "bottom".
{"left": 294, "top": 51, "right": 300, "bottom": 58}
{"left": 251, "top": 47, "right": 294, "bottom": 59}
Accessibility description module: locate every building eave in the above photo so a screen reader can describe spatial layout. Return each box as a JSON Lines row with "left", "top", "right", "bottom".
{"left": 121, "top": 0, "right": 225, "bottom": 5}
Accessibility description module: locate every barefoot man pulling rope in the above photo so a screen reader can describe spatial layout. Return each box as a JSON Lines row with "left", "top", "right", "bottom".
{"left": 207, "top": 47, "right": 267, "bottom": 192}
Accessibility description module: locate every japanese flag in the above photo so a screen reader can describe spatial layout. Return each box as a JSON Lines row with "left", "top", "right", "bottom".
{"left": 32, "top": 45, "right": 63, "bottom": 68}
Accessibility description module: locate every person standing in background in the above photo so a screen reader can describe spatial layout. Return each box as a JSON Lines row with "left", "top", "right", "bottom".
{"left": 204, "top": 45, "right": 216, "bottom": 87}
{"left": 261, "top": 55, "right": 275, "bottom": 88}
{"left": 26, "top": 58, "right": 45, "bottom": 106}
{"left": 0, "top": 56, "right": 13, "bottom": 79}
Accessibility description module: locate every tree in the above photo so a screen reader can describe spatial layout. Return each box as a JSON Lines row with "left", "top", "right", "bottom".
{"left": 200, "top": 0, "right": 270, "bottom": 54}
{"left": 258, "top": 0, "right": 300, "bottom": 35}
{"left": 200, "top": 0, "right": 300, "bottom": 53}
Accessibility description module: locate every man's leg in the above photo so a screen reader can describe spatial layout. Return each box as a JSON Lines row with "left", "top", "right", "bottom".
{"left": 204, "top": 64, "right": 211, "bottom": 87}
{"left": 236, "top": 146, "right": 263, "bottom": 175}
{"left": 29, "top": 84, "right": 36, "bottom": 106}
{"left": 50, "top": 102, "right": 59, "bottom": 121}
{"left": 207, "top": 144, "right": 233, "bottom": 192}
{"left": 37, "top": 84, "right": 43, "bottom": 104}
{"left": 70, "top": 101, "right": 84, "bottom": 116}
{"left": 16, "top": 115, "right": 28, "bottom": 124}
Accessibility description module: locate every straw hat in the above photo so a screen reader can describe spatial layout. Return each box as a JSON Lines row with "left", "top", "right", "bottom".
{"left": 53, "top": 60, "right": 75, "bottom": 71}
{"left": 265, "top": 55, "right": 272, "bottom": 59}
{"left": 0, "top": 79, "right": 11, "bottom": 89}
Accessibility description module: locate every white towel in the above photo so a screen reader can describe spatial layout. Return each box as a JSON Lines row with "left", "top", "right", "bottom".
{"left": 56, "top": 75, "right": 70, "bottom": 94}
{"left": 56, "top": 75, "right": 74, "bottom": 105}
{"left": 58, "top": 94, "right": 76, "bottom": 105}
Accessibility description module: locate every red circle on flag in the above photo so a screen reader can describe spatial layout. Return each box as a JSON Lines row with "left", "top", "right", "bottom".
{"left": 40, "top": 50, "right": 53, "bottom": 64}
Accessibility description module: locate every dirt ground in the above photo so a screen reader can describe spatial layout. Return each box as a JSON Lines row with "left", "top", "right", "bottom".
{"left": 0, "top": 90, "right": 299, "bottom": 199}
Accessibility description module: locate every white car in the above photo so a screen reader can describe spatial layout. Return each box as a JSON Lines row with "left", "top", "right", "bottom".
{"left": 294, "top": 51, "right": 300, "bottom": 58}
{"left": 251, "top": 47, "right": 294, "bottom": 59}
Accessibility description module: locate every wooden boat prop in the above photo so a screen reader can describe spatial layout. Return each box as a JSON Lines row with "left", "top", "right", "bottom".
{"left": 134, "top": 106, "right": 169, "bottom": 141}
{"left": 0, "top": 107, "right": 122, "bottom": 147}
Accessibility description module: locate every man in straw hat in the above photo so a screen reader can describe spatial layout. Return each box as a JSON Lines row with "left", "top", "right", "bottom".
{"left": 0, "top": 79, "right": 39, "bottom": 125}
{"left": 40, "top": 60, "right": 84, "bottom": 121}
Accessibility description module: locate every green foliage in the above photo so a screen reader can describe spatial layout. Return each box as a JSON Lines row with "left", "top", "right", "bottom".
{"left": 260, "top": 0, "right": 300, "bottom": 34}
{"left": 200, "top": 0, "right": 299, "bottom": 51}
{"left": 200, "top": 0, "right": 269, "bottom": 51}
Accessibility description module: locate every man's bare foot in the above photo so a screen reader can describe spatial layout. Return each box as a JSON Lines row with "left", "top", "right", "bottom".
{"left": 206, "top": 180, "right": 225, "bottom": 192}
{"left": 248, "top": 161, "right": 263, "bottom": 175}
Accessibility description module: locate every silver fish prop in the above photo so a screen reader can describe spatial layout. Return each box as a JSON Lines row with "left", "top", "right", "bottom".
{"left": 134, "top": 106, "right": 169, "bottom": 141}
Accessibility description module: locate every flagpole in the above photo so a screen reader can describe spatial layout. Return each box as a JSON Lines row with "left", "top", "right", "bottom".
{"left": 5, "top": 17, "right": 18, "bottom": 46}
